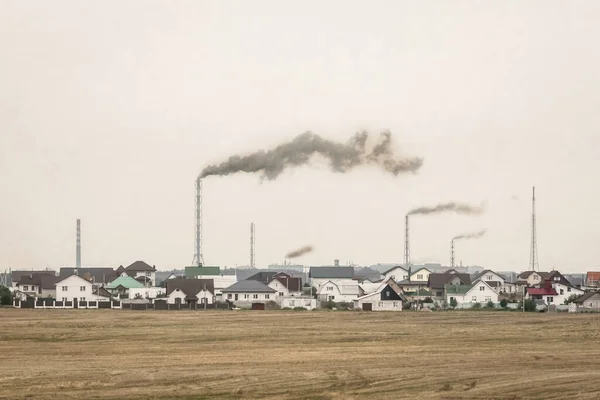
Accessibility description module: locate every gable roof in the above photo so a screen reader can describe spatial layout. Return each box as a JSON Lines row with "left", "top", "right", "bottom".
{"left": 309, "top": 267, "right": 354, "bottom": 279}
{"left": 125, "top": 261, "right": 156, "bottom": 272}
{"left": 106, "top": 276, "right": 145, "bottom": 289}
{"left": 56, "top": 274, "right": 92, "bottom": 286}
{"left": 166, "top": 278, "right": 215, "bottom": 297}
{"left": 222, "top": 280, "right": 276, "bottom": 293}
{"left": 526, "top": 287, "right": 558, "bottom": 296}
{"left": 410, "top": 267, "right": 431, "bottom": 275}
{"left": 356, "top": 283, "right": 407, "bottom": 302}
{"left": 12, "top": 270, "right": 55, "bottom": 283}
{"left": 317, "top": 280, "right": 360, "bottom": 295}
{"left": 382, "top": 265, "right": 408, "bottom": 276}
{"left": 246, "top": 271, "right": 278, "bottom": 283}
{"left": 93, "top": 287, "right": 113, "bottom": 298}
{"left": 59, "top": 267, "right": 116, "bottom": 284}
{"left": 472, "top": 269, "right": 506, "bottom": 281}
{"left": 428, "top": 272, "right": 471, "bottom": 289}
{"left": 573, "top": 290, "right": 600, "bottom": 304}
{"left": 445, "top": 284, "right": 474, "bottom": 295}
{"left": 354, "top": 267, "right": 383, "bottom": 280}
{"left": 270, "top": 276, "right": 302, "bottom": 292}
{"left": 16, "top": 273, "right": 59, "bottom": 290}
{"left": 184, "top": 266, "right": 221, "bottom": 278}
{"left": 586, "top": 272, "right": 600, "bottom": 282}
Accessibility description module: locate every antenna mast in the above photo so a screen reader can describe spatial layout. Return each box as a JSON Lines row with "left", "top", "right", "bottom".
{"left": 193, "top": 178, "right": 204, "bottom": 266}
{"left": 404, "top": 215, "right": 410, "bottom": 267}
{"left": 250, "top": 222, "right": 255, "bottom": 268}
{"left": 529, "top": 186, "right": 539, "bottom": 271}
{"left": 450, "top": 239, "right": 455, "bottom": 268}
{"left": 76, "top": 219, "right": 81, "bottom": 268}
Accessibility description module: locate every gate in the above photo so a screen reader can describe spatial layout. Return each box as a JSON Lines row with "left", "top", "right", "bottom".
{"left": 362, "top": 303, "right": 373, "bottom": 311}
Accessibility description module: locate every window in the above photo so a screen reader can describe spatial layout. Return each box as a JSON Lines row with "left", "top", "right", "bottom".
{"left": 265, "top": 294, "right": 270, "bottom": 299}
{"left": 547, "top": 297, "right": 553, "bottom": 303}
{"left": 227, "top": 294, "right": 232, "bottom": 299}
{"left": 80, "top": 297, "right": 85, "bottom": 301}
{"left": 80, "top": 286, "right": 86, "bottom": 292}
{"left": 385, "top": 290, "right": 390, "bottom": 298}
{"left": 472, "top": 296, "right": 477, "bottom": 302}
{"left": 146, "top": 271, "right": 151, "bottom": 277}
{"left": 279, "top": 292, "right": 284, "bottom": 296}
{"left": 560, "top": 289, "right": 564, "bottom": 295}
{"left": 62, "top": 297, "right": 67, "bottom": 302}
{"left": 253, "top": 294, "right": 258, "bottom": 299}
{"left": 554, "top": 277, "right": 560, "bottom": 281}
{"left": 244, "top": 294, "right": 248, "bottom": 299}
{"left": 62, "top": 286, "right": 68, "bottom": 291}
{"left": 486, "top": 275, "right": 492, "bottom": 280}
{"left": 480, "top": 286, "right": 485, "bottom": 291}
{"left": 436, "top": 291, "right": 442, "bottom": 297}
{"left": 378, "top": 302, "right": 383, "bottom": 307}
{"left": 23, "top": 286, "right": 28, "bottom": 291}
{"left": 393, "top": 302, "right": 398, "bottom": 307}
{"left": 567, "top": 287, "right": 571, "bottom": 292}
{"left": 327, "top": 286, "right": 333, "bottom": 291}
{"left": 417, "top": 274, "right": 423, "bottom": 280}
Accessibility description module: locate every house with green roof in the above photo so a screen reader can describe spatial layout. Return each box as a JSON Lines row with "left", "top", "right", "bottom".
{"left": 446, "top": 280, "right": 498, "bottom": 309}
{"left": 184, "top": 266, "right": 221, "bottom": 278}
{"left": 106, "top": 276, "right": 144, "bottom": 298}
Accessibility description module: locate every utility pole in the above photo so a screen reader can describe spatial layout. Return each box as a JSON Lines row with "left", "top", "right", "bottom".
{"left": 529, "top": 186, "right": 539, "bottom": 272}
{"left": 450, "top": 239, "right": 455, "bottom": 268}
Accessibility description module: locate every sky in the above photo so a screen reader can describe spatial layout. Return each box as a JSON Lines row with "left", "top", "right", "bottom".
{"left": 1, "top": 1, "right": 599, "bottom": 273}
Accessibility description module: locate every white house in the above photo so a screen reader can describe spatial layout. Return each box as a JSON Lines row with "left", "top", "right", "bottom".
{"left": 316, "top": 280, "right": 360, "bottom": 303}
{"left": 268, "top": 274, "right": 303, "bottom": 297}
{"left": 55, "top": 274, "right": 106, "bottom": 303}
{"left": 518, "top": 271, "right": 547, "bottom": 286}
{"left": 165, "top": 278, "right": 215, "bottom": 305}
{"left": 353, "top": 283, "right": 405, "bottom": 311}
{"left": 409, "top": 267, "right": 431, "bottom": 283}
{"left": 309, "top": 267, "right": 355, "bottom": 290}
{"left": 550, "top": 282, "right": 585, "bottom": 305}
{"left": 382, "top": 266, "right": 409, "bottom": 282}
{"left": 574, "top": 291, "right": 600, "bottom": 310}
{"left": 472, "top": 269, "right": 516, "bottom": 294}
{"left": 221, "top": 280, "right": 277, "bottom": 307}
{"left": 446, "top": 280, "right": 499, "bottom": 308}
{"left": 116, "top": 261, "right": 157, "bottom": 287}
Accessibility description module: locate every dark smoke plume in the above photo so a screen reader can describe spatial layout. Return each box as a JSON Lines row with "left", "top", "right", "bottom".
{"left": 407, "top": 202, "right": 485, "bottom": 216}
{"left": 285, "top": 245, "right": 313, "bottom": 259}
{"left": 453, "top": 230, "right": 486, "bottom": 241}
{"left": 199, "top": 131, "right": 422, "bottom": 180}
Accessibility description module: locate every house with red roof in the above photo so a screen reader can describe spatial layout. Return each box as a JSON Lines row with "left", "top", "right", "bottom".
{"left": 586, "top": 272, "right": 600, "bottom": 289}
{"left": 525, "top": 287, "right": 558, "bottom": 305}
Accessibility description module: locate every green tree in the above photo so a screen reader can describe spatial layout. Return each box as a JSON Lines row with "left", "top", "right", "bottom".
{"left": 486, "top": 300, "right": 495, "bottom": 309}
{"left": 564, "top": 294, "right": 583, "bottom": 305}
{"left": 500, "top": 299, "right": 508, "bottom": 309}
{"left": 523, "top": 299, "right": 537, "bottom": 312}
{"left": 472, "top": 302, "right": 482, "bottom": 309}
{"left": 449, "top": 298, "right": 458, "bottom": 309}
{"left": 0, "top": 285, "right": 12, "bottom": 305}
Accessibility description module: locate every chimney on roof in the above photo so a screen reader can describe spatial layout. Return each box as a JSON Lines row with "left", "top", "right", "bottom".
{"left": 334, "top": 259, "right": 340, "bottom": 267}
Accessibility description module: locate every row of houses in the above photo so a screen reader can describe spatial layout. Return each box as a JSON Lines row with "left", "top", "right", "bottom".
{"left": 8, "top": 262, "right": 600, "bottom": 311}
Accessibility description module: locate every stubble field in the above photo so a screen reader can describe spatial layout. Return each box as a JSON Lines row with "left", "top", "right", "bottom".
{"left": 0, "top": 309, "right": 599, "bottom": 400}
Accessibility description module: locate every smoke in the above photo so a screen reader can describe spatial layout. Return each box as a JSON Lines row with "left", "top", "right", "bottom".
{"left": 199, "top": 131, "right": 423, "bottom": 180}
{"left": 452, "top": 230, "right": 486, "bottom": 241}
{"left": 285, "top": 245, "right": 313, "bottom": 259}
{"left": 407, "top": 202, "right": 486, "bottom": 216}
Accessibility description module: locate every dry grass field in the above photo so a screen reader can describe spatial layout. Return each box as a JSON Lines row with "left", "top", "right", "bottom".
{"left": 1, "top": 309, "right": 599, "bottom": 400}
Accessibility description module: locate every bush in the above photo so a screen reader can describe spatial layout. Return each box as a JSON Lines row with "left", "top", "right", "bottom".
{"left": 335, "top": 302, "right": 354, "bottom": 311}
{"left": 500, "top": 299, "right": 508, "bottom": 309}
{"left": 423, "top": 297, "right": 434, "bottom": 304}
{"left": 293, "top": 307, "right": 307, "bottom": 311}
{"left": 523, "top": 299, "right": 537, "bottom": 312}
{"left": 449, "top": 298, "right": 458, "bottom": 309}
{"left": 0, "top": 286, "right": 11, "bottom": 305}
{"left": 486, "top": 301, "right": 495, "bottom": 309}
{"left": 321, "top": 300, "right": 335, "bottom": 309}
{"left": 265, "top": 300, "right": 280, "bottom": 310}
{"left": 472, "top": 302, "right": 482, "bottom": 309}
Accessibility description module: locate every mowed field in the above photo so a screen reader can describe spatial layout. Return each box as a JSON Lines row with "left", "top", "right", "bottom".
{"left": 1, "top": 310, "right": 600, "bottom": 400}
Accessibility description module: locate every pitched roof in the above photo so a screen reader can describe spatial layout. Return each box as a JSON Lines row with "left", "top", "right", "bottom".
{"left": 428, "top": 273, "right": 471, "bottom": 289}
{"left": 184, "top": 266, "right": 221, "bottom": 278}
{"left": 60, "top": 267, "right": 116, "bottom": 284}
{"left": 271, "top": 276, "right": 302, "bottom": 292}
{"left": 56, "top": 273, "right": 92, "bottom": 285}
{"left": 125, "top": 261, "right": 156, "bottom": 272}
{"left": 586, "top": 272, "right": 600, "bottom": 282}
{"left": 381, "top": 265, "right": 408, "bottom": 276}
{"left": 106, "top": 276, "right": 145, "bottom": 289}
{"left": 222, "top": 280, "right": 276, "bottom": 293}
{"left": 356, "top": 283, "right": 407, "bottom": 301}
{"left": 309, "top": 266, "right": 354, "bottom": 279}
{"left": 403, "top": 288, "right": 432, "bottom": 296}
{"left": 445, "top": 284, "right": 474, "bottom": 295}
{"left": 573, "top": 290, "right": 600, "bottom": 304}
{"left": 93, "top": 287, "right": 113, "bottom": 298}
{"left": 472, "top": 269, "right": 506, "bottom": 281}
{"left": 12, "top": 270, "right": 55, "bottom": 282}
{"left": 166, "top": 278, "right": 215, "bottom": 297}
{"left": 410, "top": 267, "right": 431, "bottom": 275}
{"left": 246, "top": 271, "right": 278, "bottom": 283}
{"left": 16, "top": 273, "right": 59, "bottom": 289}
{"left": 527, "top": 287, "right": 558, "bottom": 296}
{"left": 354, "top": 267, "right": 383, "bottom": 280}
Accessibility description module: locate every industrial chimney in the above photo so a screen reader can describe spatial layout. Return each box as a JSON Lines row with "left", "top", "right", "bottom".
{"left": 76, "top": 219, "right": 81, "bottom": 269}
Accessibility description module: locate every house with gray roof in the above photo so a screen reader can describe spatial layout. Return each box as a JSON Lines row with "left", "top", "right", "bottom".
{"left": 221, "top": 280, "right": 276, "bottom": 307}
{"left": 309, "top": 266, "right": 355, "bottom": 289}
{"left": 166, "top": 278, "right": 215, "bottom": 305}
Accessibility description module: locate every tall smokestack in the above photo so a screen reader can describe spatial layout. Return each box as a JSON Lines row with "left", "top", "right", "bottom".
{"left": 193, "top": 179, "right": 204, "bottom": 266}
{"left": 450, "top": 239, "right": 455, "bottom": 268}
{"left": 76, "top": 219, "right": 81, "bottom": 269}
{"left": 250, "top": 222, "right": 255, "bottom": 268}
{"left": 404, "top": 215, "right": 410, "bottom": 267}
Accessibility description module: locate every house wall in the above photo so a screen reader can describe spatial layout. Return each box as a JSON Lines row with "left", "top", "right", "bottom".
{"left": 311, "top": 277, "right": 354, "bottom": 290}
{"left": 410, "top": 270, "right": 430, "bottom": 283}
{"left": 132, "top": 271, "right": 155, "bottom": 286}
{"left": 578, "top": 293, "right": 600, "bottom": 309}
{"left": 167, "top": 289, "right": 187, "bottom": 304}
{"left": 56, "top": 275, "right": 94, "bottom": 302}
{"left": 447, "top": 283, "right": 499, "bottom": 306}
{"left": 551, "top": 283, "right": 584, "bottom": 305}
{"left": 223, "top": 292, "right": 275, "bottom": 307}
{"left": 269, "top": 280, "right": 290, "bottom": 297}
{"left": 317, "top": 282, "right": 359, "bottom": 303}
{"left": 129, "top": 287, "right": 166, "bottom": 300}
{"left": 383, "top": 267, "right": 408, "bottom": 282}
{"left": 281, "top": 297, "right": 316, "bottom": 310}
{"left": 354, "top": 293, "right": 403, "bottom": 311}
{"left": 502, "top": 282, "right": 517, "bottom": 294}
{"left": 196, "top": 289, "right": 215, "bottom": 304}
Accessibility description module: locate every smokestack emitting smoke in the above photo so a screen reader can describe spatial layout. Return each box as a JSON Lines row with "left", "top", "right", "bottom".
{"left": 285, "top": 245, "right": 313, "bottom": 259}
{"left": 407, "top": 202, "right": 486, "bottom": 216}
{"left": 452, "top": 230, "right": 486, "bottom": 241}
{"left": 200, "top": 131, "right": 422, "bottom": 180}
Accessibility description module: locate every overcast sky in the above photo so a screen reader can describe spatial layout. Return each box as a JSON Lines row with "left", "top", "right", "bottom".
{"left": 1, "top": 1, "right": 599, "bottom": 273}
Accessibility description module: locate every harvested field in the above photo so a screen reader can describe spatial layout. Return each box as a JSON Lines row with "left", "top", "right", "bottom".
{"left": 0, "top": 309, "right": 599, "bottom": 400}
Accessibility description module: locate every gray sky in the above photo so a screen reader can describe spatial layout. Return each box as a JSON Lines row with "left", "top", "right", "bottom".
{"left": 1, "top": 1, "right": 599, "bottom": 273}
